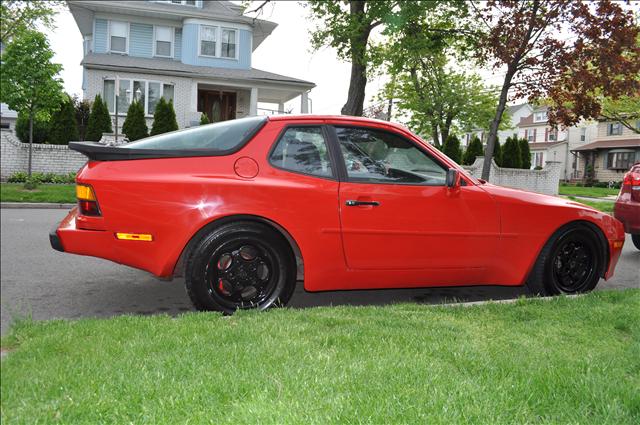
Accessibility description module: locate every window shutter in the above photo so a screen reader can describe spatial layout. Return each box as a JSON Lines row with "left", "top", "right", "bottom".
{"left": 524, "top": 129, "right": 528, "bottom": 139}
{"left": 545, "top": 128, "right": 548, "bottom": 141}
{"left": 533, "top": 129, "right": 537, "bottom": 141}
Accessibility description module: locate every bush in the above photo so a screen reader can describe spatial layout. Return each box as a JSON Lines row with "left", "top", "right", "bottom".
{"left": 23, "top": 177, "right": 39, "bottom": 190}
{"left": 492, "top": 140, "right": 503, "bottom": 166}
{"left": 15, "top": 111, "right": 50, "bottom": 144}
{"left": 502, "top": 136, "right": 523, "bottom": 168}
{"left": 121, "top": 99, "right": 148, "bottom": 141}
{"left": 72, "top": 96, "right": 92, "bottom": 141}
{"left": 534, "top": 166, "right": 543, "bottom": 170}
{"left": 462, "top": 136, "right": 484, "bottom": 165}
{"left": 442, "top": 134, "right": 462, "bottom": 164}
{"left": 7, "top": 172, "right": 28, "bottom": 183}
{"left": 49, "top": 95, "right": 80, "bottom": 144}
{"left": 6, "top": 171, "right": 75, "bottom": 184}
{"left": 85, "top": 94, "right": 113, "bottom": 142}
{"left": 519, "top": 138, "right": 531, "bottom": 169}
{"left": 200, "top": 113, "right": 210, "bottom": 125}
{"left": 150, "top": 98, "right": 178, "bottom": 136}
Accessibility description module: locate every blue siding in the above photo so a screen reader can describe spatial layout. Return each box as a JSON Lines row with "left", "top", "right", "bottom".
{"left": 174, "top": 28, "right": 182, "bottom": 60}
{"left": 94, "top": 19, "right": 108, "bottom": 53}
{"left": 181, "top": 24, "right": 251, "bottom": 69}
{"left": 130, "top": 23, "right": 153, "bottom": 57}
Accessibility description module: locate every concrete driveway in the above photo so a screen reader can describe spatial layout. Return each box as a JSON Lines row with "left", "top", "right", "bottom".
{"left": 2, "top": 208, "right": 638, "bottom": 335}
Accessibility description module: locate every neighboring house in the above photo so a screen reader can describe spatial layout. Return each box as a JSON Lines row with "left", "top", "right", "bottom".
{"left": 572, "top": 119, "right": 640, "bottom": 183}
{"left": 462, "top": 103, "right": 533, "bottom": 148}
{"left": 0, "top": 103, "right": 18, "bottom": 131}
{"left": 67, "top": 0, "right": 315, "bottom": 131}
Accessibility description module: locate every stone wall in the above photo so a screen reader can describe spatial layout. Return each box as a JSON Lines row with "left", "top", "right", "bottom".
{"left": 464, "top": 157, "right": 562, "bottom": 195}
{"left": 1, "top": 130, "right": 87, "bottom": 180}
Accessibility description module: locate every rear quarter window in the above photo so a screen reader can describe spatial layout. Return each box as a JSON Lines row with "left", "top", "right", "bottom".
{"left": 121, "top": 116, "right": 267, "bottom": 152}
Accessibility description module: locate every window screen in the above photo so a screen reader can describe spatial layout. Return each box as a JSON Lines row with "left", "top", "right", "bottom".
{"left": 155, "top": 26, "right": 172, "bottom": 57}
{"left": 221, "top": 29, "right": 236, "bottom": 58}
{"left": 110, "top": 21, "right": 127, "bottom": 53}
{"left": 200, "top": 25, "right": 217, "bottom": 56}
{"left": 270, "top": 127, "right": 333, "bottom": 177}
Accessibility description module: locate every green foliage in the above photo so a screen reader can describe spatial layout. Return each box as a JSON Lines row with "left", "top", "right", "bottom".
{"left": 48, "top": 95, "right": 79, "bottom": 145}
{"left": 72, "top": 95, "right": 91, "bottom": 141}
{"left": 518, "top": 138, "right": 531, "bottom": 169}
{"left": 0, "top": 0, "right": 61, "bottom": 43}
{"left": 493, "top": 140, "right": 503, "bottom": 167}
{"left": 442, "top": 134, "right": 462, "bottom": 164}
{"left": 15, "top": 111, "right": 49, "bottom": 144}
{"left": 7, "top": 172, "right": 28, "bottom": 183}
{"left": 199, "top": 113, "right": 210, "bottom": 125}
{"left": 23, "top": 177, "right": 39, "bottom": 190}
{"left": 121, "top": 99, "right": 148, "bottom": 141}
{"left": 462, "top": 136, "right": 484, "bottom": 165}
{"left": 600, "top": 94, "right": 640, "bottom": 135}
{"left": 85, "top": 94, "right": 112, "bottom": 142}
{"left": 150, "top": 98, "right": 178, "bottom": 136}
{"left": 501, "top": 136, "right": 522, "bottom": 169}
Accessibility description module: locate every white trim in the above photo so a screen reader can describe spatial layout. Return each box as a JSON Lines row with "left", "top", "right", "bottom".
{"left": 151, "top": 0, "right": 202, "bottom": 7}
{"left": 220, "top": 27, "right": 239, "bottom": 60}
{"left": 107, "top": 20, "right": 130, "bottom": 55}
{"left": 197, "top": 24, "right": 239, "bottom": 60}
{"left": 153, "top": 25, "right": 175, "bottom": 58}
{"left": 198, "top": 24, "right": 218, "bottom": 58}
{"left": 184, "top": 18, "right": 251, "bottom": 31}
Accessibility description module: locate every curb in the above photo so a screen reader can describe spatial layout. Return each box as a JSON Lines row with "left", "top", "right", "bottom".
{"left": 437, "top": 294, "right": 581, "bottom": 308}
{"left": 1, "top": 202, "right": 75, "bottom": 209}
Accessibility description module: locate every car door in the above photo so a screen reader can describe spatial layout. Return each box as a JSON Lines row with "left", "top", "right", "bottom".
{"left": 331, "top": 125, "right": 500, "bottom": 283}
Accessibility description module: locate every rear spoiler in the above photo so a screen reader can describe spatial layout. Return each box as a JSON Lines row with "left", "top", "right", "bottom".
{"left": 68, "top": 142, "right": 230, "bottom": 161}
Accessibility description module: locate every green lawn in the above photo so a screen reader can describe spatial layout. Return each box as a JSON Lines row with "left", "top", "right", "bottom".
{"left": 567, "top": 196, "right": 615, "bottom": 213}
{"left": 2, "top": 290, "right": 638, "bottom": 424}
{"left": 0, "top": 183, "right": 75, "bottom": 203}
{"left": 559, "top": 184, "right": 620, "bottom": 198}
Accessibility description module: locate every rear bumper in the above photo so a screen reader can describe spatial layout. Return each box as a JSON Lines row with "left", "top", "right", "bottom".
{"left": 614, "top": 201, "right": 640, "bottom": 234}
{"left": 49, "top": 224, "right": 64, "bottom": 252}
{"left": 603, "top": 217, "right": 626, "bottom": 280}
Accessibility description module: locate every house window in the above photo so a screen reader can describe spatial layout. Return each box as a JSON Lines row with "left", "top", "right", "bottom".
{"left": 148, "top": 82, "right": 161, "bottom": 114}
{"left": 154, "top": 26, "right": 173, "bottom": 57}
{"left": 109, "top": 21, "right": 128, "bottom": 54}
{"left": 528, "top": 130, "right": 535, "bottom": 142}
{"left": 607, "top": 122, "right": 622, "bottom": 136}
{"left": 200, "top": 25, "right": 217, "bottom": 57}
{"left": 580, "top": 127, "right": 586, "bottom": 141}
{"left": 533, "top": 111, "right": 548, "bottom": 122}
{"left": 549, "top": 130, "right": 556, "bottom": 141}
{"left": 607, "top": 151, "right": 635, "bottom": 170}
{"left": 103, "top": 79, "right": 174, "bottom": 116}
{"left": 221, "top": 28, "right": 237, "bottom": 58}
{"left": 162, "top": 84, "right": 174, "bottom": 103}
{"left": 533, "top": 152, "right": 544, "bottom": 168}
{"left": 103, "top": 80, "right": 115, "bottom": 112}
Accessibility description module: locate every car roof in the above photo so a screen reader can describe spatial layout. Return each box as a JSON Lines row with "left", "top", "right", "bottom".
{"left": 267, "top": 115, "right": 410, "bottom": 133}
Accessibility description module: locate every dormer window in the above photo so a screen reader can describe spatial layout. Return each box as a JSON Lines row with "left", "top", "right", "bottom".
{"left": 533, "top": 111, "right": 548, "bottom": 122}
{"left": 200, "top": 25, "right": 217, "bottom": 57}
{"left": 109, "top": 21, "right": 128, "bottom": 54}
{"left": 154, "top": 26, "right": 174, "bottom": 57}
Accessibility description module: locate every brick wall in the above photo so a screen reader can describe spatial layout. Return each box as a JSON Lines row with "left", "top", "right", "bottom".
{"left": 464, "top": 157, "right": 562, "bottom": 195}
{"left": 1, "top": 130, "right": 87, "bottom": 180}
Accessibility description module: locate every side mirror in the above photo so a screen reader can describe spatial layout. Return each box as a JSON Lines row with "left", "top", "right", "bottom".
{"left": 446, "top": 168, "right": 461, "bottom": 188}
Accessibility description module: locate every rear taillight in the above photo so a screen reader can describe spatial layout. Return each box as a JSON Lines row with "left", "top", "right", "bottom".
{"left": 622, "top": 170, "right": 640, "bottom": 202}
{"left": 76, "top": 184, "right": 101, "bottom": 216}
{"left": 622, "top": 172, "right": 640, "bottom": 187}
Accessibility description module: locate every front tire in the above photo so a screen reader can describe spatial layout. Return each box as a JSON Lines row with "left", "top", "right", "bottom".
{"left": 526, "top": 224, "right": 603, "bottom": 296}
{"left": 632, "top": 234, "right": 640, "bottom": 251}
{"left": 185, "top": 222, "right": 296, "bottom": 313}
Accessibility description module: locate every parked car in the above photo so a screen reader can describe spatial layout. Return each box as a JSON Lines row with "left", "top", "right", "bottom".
{"left": 51, "top": 116, "right": 626, "bottom": 313}
{"left": 614, "top": 163, "right": 640, "bottom": 250}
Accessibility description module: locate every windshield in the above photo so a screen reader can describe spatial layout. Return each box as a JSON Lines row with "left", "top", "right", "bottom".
{"left": 121, "top": 116, "right": 267, "bottom": 151}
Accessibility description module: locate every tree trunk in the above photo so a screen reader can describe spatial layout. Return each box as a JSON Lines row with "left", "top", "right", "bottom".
{"left": 430, "top": 122, "right": 440, "bottom": 148}
{"left": 341, "top": 0, "right": 370, "bottom": 117}
{"left": 28, "top": 110, "right": 34, "bottom": 177}
{"left": 441, "top": 114, "right": 453, "bottom": 147}
{"left": 481, "top": 68, "right": 515, "bottom": 180}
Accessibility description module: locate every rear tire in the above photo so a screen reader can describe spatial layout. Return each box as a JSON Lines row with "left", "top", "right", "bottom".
{"left": 632, "top": 234, "right": 640, "bottom": 251}
{"left": 184, "top": 222, "right": 296, "bottom": 314}
{"left": 526, "top": 223, "right": 603, "bottom": 296}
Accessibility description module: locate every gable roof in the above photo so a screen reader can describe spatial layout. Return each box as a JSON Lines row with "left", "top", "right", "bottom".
{"left": 82, "top": 53, "right": 315, "bottom": 87}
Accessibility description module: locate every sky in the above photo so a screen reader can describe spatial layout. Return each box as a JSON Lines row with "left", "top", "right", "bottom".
{"left": 49, "top": 0, "right": 392, "bottom": 115}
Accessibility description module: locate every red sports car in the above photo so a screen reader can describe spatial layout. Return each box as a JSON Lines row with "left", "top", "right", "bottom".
{"left": 52, "top": 116, "right": 625, "bottom": 313}
{"left": 614, "top": 163, "right": 640, "bottom": 250}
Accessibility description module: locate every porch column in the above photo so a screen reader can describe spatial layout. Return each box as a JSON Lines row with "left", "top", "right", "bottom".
{"left": 249, "top": 87, "right": 258, "bottom": 116}
{"left": 278, "top": 102, "right": 285, "bottom": 114}
{"left": 301, "top": 91, "right": 309, "bottom": 114}
{"left": 190, "top": 82, "right": 198, "bottom": 114}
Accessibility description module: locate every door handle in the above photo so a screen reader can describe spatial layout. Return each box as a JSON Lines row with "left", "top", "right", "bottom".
{"left": 345, "top": 200, "right": 380, "bottom": 207}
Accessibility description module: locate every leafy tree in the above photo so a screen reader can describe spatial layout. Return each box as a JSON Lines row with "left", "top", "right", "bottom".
{"left": 121, "top": 99, "right": 148, "bottom": 141}
{"left": 519, "top": 138, "right": 532, "bottom": 170}
{"left": 15, "top": 111, "right": 49, "bottom": 144}
{"left": 0, "top": 0, "right": 61, "bottom": 43}
{"left": 85, "top": 94, "right": 112, "bottom": 142}
{"left": 49, "top": 95, "right": 79, "bottom": 145}
{"left": 200, "top": 113, "right": 210, "bottom": 125}
{"left": 501, "top": 136, "right": 522, "bottom": 169}
{"left": 493, "top": 140, "right": 503, "bottom": 167}
{"left": 150, "top": 98, "right": 179, "bottom": 135}
{"left": 442, "top": 134, "right": 462, "bottom": 164}
{"left": 72, "top": 95, "right": 91, "bottom": 141}
{"left": 473, "top": 0, "right": 639, "bottom": 180}
{"left": 462, "top": 136, "right": 484, "bottom": 165}
{"left": 599, "top": 95, "right": 640, "bottom": 135}
{"left": 0, "top": 30, "right": 63, "bottom": 175}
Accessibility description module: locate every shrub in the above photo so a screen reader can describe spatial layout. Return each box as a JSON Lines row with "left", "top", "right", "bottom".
{"left": 534, "top": 166, "right": 543, "bottom": 170}
{"left": 16, "top": 111, "right": 50, "bottom": 144}
{"left": 502, "top": 136, "right": 523, "bottom": 168}
{"left": 7, "top": 171, "right": 75, "bottom": 184}
{"left": 121, "top": 99, "right": 148, "bottom": 141}
{"left": 7, "top": 172, "right": 28, "bottom": 183}
{"left": 200, "top": 113, "right": 210, "bottom": 125}
{"left": 442, "top": 134, "right": 462, "bottom": 164}
{"left": 49, "top": 95, "right": 80, "bottom": 144}
{"left": 72, "top": 96, "right": 92, "bottom": 141}
{"left": 23, "top": 177, "right": 39, "bottom": 190}
{"left": 493, "top": 140, "right": 503, "bottom": 166}
{"left": 519, "top": 138, "right": 531, "bottom": 169}
{"left": 462, "top": 136, "right": 484, "bottom": 165}
{"left": 150, "top": 98, "right": 178, "bottom": 136}
{"left": 85, "top": 94, "right": 113, "bottom": 142}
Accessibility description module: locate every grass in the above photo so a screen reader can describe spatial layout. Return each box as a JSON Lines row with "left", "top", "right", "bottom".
{"left": 0, "top": 183, "right": 75, "bottom": 203}
{"left": 2, "top": 290, "right": 639, "bottom": 424}
{"left": 567, "top": 195, "right": 615, "bottom": 213}
{"left": 559, "top": 184, "right": 620, "bottom": 198}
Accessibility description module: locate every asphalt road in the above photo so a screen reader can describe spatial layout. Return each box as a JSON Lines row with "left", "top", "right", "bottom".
{"left": 1, "top": 208, "right": 638, "bottom": 335}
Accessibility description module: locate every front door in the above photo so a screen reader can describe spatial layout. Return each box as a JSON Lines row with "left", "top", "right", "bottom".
{"left": 333, "top": 126, "right": 500, "bottom": 280}
{"left": 198, "top": 91, "right": 237, "bottom": 122}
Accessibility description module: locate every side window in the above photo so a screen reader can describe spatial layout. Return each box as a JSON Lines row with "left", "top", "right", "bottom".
{"left": 270, "top": 127, "right": 333, "bottom": 178}
{"left": 335, "top": 126, "right": 447, "bottom": 185}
